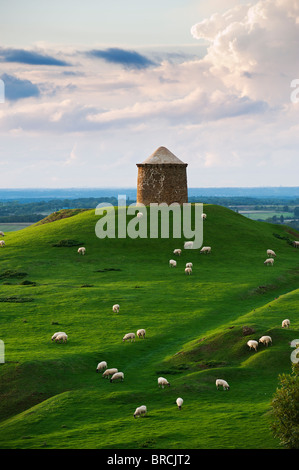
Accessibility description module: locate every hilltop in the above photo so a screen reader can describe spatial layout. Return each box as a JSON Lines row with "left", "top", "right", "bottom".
{"left": 0, "top": 204, "right": 298, "bottom": 449}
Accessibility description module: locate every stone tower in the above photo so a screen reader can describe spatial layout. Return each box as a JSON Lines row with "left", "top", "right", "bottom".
{"left": 136, "top": 146, "right": 188, "bottom": 205}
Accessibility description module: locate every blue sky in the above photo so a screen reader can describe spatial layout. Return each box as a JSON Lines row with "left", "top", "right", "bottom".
{"left": 0, "top": 0, "right": 298, "bottom": 188}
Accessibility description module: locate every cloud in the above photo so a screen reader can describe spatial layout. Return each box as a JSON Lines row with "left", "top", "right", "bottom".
{"left": 1, "top": 74, "right": 40, "bottom": 101}
{"left": 86, "top": 48, "right": 156, "bottom": 69}
{"left": 0, "top": 48, "right": 70, "bottom": 66}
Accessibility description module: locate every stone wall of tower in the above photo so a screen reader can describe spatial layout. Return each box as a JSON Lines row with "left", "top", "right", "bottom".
{"left": 136, "top": 163, "right": 188, "bottom": 206}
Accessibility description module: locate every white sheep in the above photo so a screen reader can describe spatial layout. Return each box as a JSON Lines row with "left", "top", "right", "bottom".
{"left": 184, "top": 241, "right": 194, "bottom": 249}
{"left": 137, "top": 329, "right": 146, "bottom": 339}
{"left": 102, "top": 368, "right": 118, "bottom": 379}
{"left": 0, "top": 231, "right": 4, "bottom": 236}
{"left": 110, "top": 371, "right": 124, "bottom": 383}
{"left": 169, "top": 259, "right": 177, "bottom": 267}
{"left": 123, "top": 332, "right": 135, "bottom": 342}
{"left": 247, "top": 340, "right": 258, "bottom": 352}
{"left": 0, "top": 240, "right": 5, "bottom": 246}
{"left": 267, "top": 249, "right": 276, "bottom": 258}
{"left": 96, "top": 361, "right": 107, "bottom": 372}
{"left": 176, "top": 397, "right": 183, "bottom": 410}
{"left": 137, "top": 212, "right": 143, "bottom": 219}
{"left": 201, "top": 213, "right": 207, "bottom": 220}
{"left": 158, "top": 377, "right": 170, "bottom": 388}
{"left": 134, "top": 405, "right": 147, "bottom": 418}
{"left": 55, "top": 333, "right": 68, "bottom": 343}
{"left": 185, "top": 267, "right": 192, "bottom": 275}
{"left": 264, "top": 258, "right": 274, "bottom": 266}
{"left": 51, "top": 332, "right": 67, "bottom": 342}
{"left": 259, "top": 335, "right": 272, "bottom": 346}
{"left": 282, "top": 319, "right": 290, "bottom": 329}
{"left": 200, "top": 246, "right": 211, "bottom": 254}
{"left": 293, "top": 241, "right": 299, "bottom": 248}
{"left": 173, "top": 249, "right": 182, "bottom": 256}
{"left": 112, "top": 304, "right": 120, "bottom": 313}
{"left": 186, "top": 262, "right": 193, "bottom": 268}
{"left": 78, "top": 247, "right": 86, "bottom": 255}
{"left": 216, "top": 379, "right": 230, "bottom": 390}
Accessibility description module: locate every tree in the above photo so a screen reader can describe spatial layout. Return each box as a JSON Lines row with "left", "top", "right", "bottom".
{"left": 294, "top": 207, "right": 299, "bottom": 218}
{"left": 270, "top": 363, "right": 299, "bottom": 449}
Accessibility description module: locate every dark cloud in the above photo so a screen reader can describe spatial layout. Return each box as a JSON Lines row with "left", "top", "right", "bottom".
{"left": 1, "top": 74, "right": 40, "bottom": 101}
{"left": 0, "top": 48, "right": 69, "bottom": 66}
{"left": 86, "top": 48, "right": 156, "bottom": 69}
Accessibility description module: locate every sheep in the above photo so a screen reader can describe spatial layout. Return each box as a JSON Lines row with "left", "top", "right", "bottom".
{"left": 293, "top": 241, "right": 299, "bottom": 248}
{"left": 158, "top": 377, "right": 170, "bottom": 388}
{"left": 112, "top": 304, "right": 120, "bottom": 313}
{"left": 247, "top": 340, "right": 258, "bottom": 352}
{"left": 216, "top": 379, "right": 230, "bottom": 390}
{"left": 282, "top": 319, "right": 290, "bottom": 329}
{"left": 176, "top": 397, "right": 183, "bottom": 410}
{"left": 185, "top": 267, "right": 192, "bottom": 275}
{"left": 137, "top": 328, "right": 146, "bottom": 339}
{"left": 259, "top": 335, "right": 272, "bottom": 346}
{"left": 55, "top": 333, "right": 68, "bottom": 343}
{"left": 0, "top": 231, "right": 4, "bottom": 236}
{"left": 169, "top": 259, "right": 177, "bottom": 267}
{"left": 184, "top": 241, "right": 194, "bottom": 249}
{"left": 110, "top": 371, "right": 124, "bottom": 383}
{"left": 51, "top": 332, "right": 67, "bottom": 342}
{"left": 0, "top": 240, "right": 5, "bottom": 246}
{"left": 267, "top": 249, "right": 276, "bottom": 258}
{"left": 78, "top": 247, "right": 86, "bottom": 255}
{"left": 123, "top": 332, "right": 135, "bottom": 342}
{"left": 173, "top": 249, "right": 182, "bottom": 256}
{"left": 96, "top": 361, "right": 107, "bottom": 372}
{"left": 137, "top": 212, "right": 143, "bottom": 219}
{"left": 134, "top": 405, "right": 147, "bottom": 418}
{"left": 201, "top": 213, "right": 207, "bottom": 220}
{"left": 102, "top": 368, "right": 118, "bottom": 379}
{"left": 186, "top": 262, "right": 193, "bottom": 268}
{"left": 264, "top": 258, "right": 274, "bottom": 266}
{"left": 200, "top": 246, "right": 211, "bottom": 254}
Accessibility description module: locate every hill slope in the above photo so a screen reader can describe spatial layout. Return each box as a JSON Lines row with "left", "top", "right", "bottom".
{"left": 0, "top": 205, "right": 298, "bottom": 449}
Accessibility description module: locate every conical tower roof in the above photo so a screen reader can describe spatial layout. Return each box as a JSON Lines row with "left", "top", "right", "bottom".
{"left": 141, "top": 146, "right": 186, "bottom": 165}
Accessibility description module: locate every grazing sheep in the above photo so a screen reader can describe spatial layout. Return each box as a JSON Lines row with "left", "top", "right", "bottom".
{"left": 259, "top": 335, "right": 272, "bottom": 346}
{"left": 185, "top": 267, "right": 192, "bottom": 275}
{"left": 51, "top": 332, "right": 67, "bottom": 342}
{"left": 267, "top": 249, "right": 276, "bottom": 258}
{"left": 158, "top": 377, "right": 170, "bottom": 389}
{"left": 264, "top": 258, "right": 274, "bottom": 266}
{"left": 201, "top": 213, "right": 207, "bottom": 220}
{"left": 293, "top": 241, "right": 299, "bottom": 248}
{"left": 0, "top": 231, "right": 4, "bottom": 236}
{"left": 134, "top": 405, "right": 147, "bottom": 418}
{"left": 184, "top": 241, "right": 194, "bottom": 249}
{"left": 216, "top": 379, "right": 230, "bottom": 390}
{"left": 55, "top": 333, "right": 68, "bottom": 343}
{"left": 186, "top": 262, "right": 193, "bottom": 268}
{"left": 137, "top": 212, "right": 143, "bottom": 219}
{"left": 282, "top": 319, "right": 290, "bottom": 329}
{"left": 112, "top": 304, "right": 120, "bottom": 313}
{"left": 96, "top": 361, "right": 107, "bottom": 372}
{"left": 0, "top": 240, "right": 5, "bottom": 246}
{"left": 110, "top": 371, "right": 124, "bottom": 383}
{"left": 78, "top": 247, "right": 86, "bottom": 255}
{"left": 123, "top": 332, "right": 135, "bottom": 342}
{"left": 173, "top": 249, "right": 182, "bottom": 256}
{"left": 200, "top": 246, "right": 211, "bottom": 254}
{"left": 102, "top": 368, "right": 118, "bottom": 379}
{"left": 137, "top": 328, "right": 146, "bottom": 339}
{"left": 176, "top": 397, "right": 183, "bottom": 410}
{"left": 247, "top": 340, "right": 258, "bottom": 351}
{"left": 169, "top": 259, "right": 177, "bottom": 267}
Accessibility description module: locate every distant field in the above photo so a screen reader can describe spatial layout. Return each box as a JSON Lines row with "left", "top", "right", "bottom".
{"left": 0, "top": 223, "right": 34, "bottom": 232}
{"left": 239, "top": 211, "right": 294, "bottom": 221}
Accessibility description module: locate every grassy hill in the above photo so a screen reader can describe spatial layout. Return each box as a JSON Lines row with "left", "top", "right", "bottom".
{"left": 0, "top": 204, "right": 298, "bottom": 449}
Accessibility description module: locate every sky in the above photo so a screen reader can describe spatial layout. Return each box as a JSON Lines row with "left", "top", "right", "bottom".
{"left": 0, "top": 0, "right": 299, "bottom": 188}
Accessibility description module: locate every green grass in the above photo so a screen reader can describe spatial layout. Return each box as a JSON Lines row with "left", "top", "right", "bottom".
{"left": 0, "top": 204, "right": 298, "bottom": 449}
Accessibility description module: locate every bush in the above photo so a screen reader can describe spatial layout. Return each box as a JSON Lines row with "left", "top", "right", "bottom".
{"left": 270, "top": 363, "right": 299, "bottom": 449}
